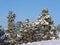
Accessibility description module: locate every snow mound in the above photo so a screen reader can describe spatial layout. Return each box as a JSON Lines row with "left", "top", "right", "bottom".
{"left": 22, "top": 39, "right": 60, "bottom": 45}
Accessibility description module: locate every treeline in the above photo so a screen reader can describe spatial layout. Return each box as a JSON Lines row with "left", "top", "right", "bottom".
{"left": 0, "top": 8, "right": 59, "bottom": 45}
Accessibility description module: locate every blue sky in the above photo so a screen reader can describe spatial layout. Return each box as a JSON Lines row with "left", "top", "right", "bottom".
{"left": 0, "top": 0, "right": 60, "bottom": 27}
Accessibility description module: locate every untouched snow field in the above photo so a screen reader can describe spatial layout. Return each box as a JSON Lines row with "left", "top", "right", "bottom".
{"left": 22, "top": 39, "right": 60, "bottom": 45}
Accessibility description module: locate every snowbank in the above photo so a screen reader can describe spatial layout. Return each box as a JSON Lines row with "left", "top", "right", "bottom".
{"left": 22, "top": 39, "right": 60, "bottom": 45}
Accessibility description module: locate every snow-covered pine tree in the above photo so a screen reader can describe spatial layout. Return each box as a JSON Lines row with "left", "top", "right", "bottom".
{"left": 37, "top": 8, "right": 58, "bottom": 40}
{"left": 4, "top": 11, "right": 17, "bottom": 44}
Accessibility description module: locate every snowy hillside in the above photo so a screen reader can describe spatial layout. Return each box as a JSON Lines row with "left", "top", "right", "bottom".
{"left": 22, "top": 39, "right": 60, "bottom": 45}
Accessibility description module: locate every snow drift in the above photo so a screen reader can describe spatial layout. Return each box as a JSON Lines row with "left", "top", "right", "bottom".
{"left": 22, "top": 39, "right": 60, "bottom": 45}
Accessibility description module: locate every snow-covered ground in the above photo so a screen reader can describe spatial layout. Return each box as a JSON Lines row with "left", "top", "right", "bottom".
{"left": 22, "top": 39, "right": 60, "bottom": 45}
